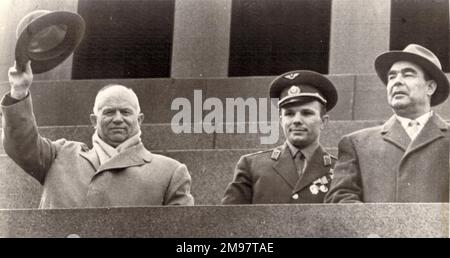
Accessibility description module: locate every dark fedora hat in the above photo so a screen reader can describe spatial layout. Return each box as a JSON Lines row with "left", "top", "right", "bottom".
{"left": 15, "top": 10, "right": 85, "bottom": 74}
{"left": 269, "top": 70, "right": 338, "bottom": 111}
{"left": 375, "top": 44, "right": 450, "bottom": 106}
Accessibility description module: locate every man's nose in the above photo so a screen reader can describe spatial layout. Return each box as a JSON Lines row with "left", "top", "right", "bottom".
{"left": 390, "top": 74, "right": 404, "bottom": 86}
{"left": 112, "top": 111, "right": 124, "bottom": 123}
{"left": 292, "top": 112, "right": 303, "bottom": 124}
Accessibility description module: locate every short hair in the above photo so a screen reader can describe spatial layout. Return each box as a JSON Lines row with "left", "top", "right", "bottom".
{"left": 92, "top": 84, "right": 141, "bottom": 114}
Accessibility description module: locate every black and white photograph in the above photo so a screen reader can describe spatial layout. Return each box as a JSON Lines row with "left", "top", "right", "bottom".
{"left": 0, "top": 0, "right": 449, "bottom": 242}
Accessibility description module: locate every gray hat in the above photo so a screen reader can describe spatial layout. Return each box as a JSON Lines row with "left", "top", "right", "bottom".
{"left": 15, "top": 10, "right": 85, "bottom": 74}
{"left": 374, "top": 44, "right": 449, "bottom": 106}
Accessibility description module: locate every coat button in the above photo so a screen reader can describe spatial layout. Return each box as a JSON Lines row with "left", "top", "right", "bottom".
{"left": 292, "top": 194, "right": 299, "bottom": 200}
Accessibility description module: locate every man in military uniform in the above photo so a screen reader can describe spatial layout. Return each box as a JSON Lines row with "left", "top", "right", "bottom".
{"left": 326, "top": 44, "right": 450, "bottom": 203}
{"left": 222, "top": 70, "right": 338, "bottom": 204}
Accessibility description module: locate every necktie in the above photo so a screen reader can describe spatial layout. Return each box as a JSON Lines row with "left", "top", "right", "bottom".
{"left": 294, "top": 151, "right": 305, "bottom": 177}
{"left": 407, "top": 120, "right": 420, "bottom": 140}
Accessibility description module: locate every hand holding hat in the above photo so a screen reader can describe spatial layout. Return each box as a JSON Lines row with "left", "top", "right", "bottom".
{"left": 9, "top": 61, "right": 33, "bottom": 100}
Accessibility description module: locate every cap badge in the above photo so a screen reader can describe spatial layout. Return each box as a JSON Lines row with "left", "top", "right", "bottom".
{"left": 288, "top": 86, "right": 301, "bottom": 95}
{"left": 284, "top": 72, "right": 300, "bottom": 80}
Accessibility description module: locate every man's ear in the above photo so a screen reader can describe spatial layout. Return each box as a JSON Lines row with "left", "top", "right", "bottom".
{"left": 427, "top": 80, "right": 437, "bottom": 97}
{"left": 138, "top": 113, "right": 144, "bottom": 125}
{"left": 89, "top": 114, "right": 97, "bottom": 129}
{"left": 320, "top": 114, "right": 329, "bottom": 130}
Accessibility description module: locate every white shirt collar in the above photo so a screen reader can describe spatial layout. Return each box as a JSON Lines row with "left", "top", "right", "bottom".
{"left": 396, "top": 111, "right": 433, "bottom": 139}
{"left": 396, "top": 111, "right": 433, "bottom": 128}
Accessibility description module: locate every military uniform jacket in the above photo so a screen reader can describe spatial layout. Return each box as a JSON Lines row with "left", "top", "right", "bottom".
{"left": 222, "top": 143, "right": 336, "bottom": 204}
{"left": 1, "top": 94, "right": 194, "bottom": 208}
{"left": 325, "top": 114, "right": 450, "bottom": 203}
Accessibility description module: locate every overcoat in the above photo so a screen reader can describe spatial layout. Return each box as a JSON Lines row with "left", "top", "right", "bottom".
{"left": 222, "top": 143, "right": 336, "bottom": 204}
{"left": 325, "top": 115, "right": 450, "bottom": 203}
{"left": 1, "top": 94, "right": 194, "bottom": 208}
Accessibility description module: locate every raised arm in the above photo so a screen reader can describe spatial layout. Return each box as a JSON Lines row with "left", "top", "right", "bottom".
{"left": 1, "top": 61, "right": 57, "bottom": 184}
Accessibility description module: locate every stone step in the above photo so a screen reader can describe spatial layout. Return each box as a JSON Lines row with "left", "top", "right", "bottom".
{"left": 0, "top": 204, "right": 446, "bottom": 237}
{"left": 0, "top": 120, "right": 383, "bottom": 154}
{"left": 3, "top": 74, "right": 449, "bottom": 125}
{"left": 0, "top": 148, "right": 337, "bottom": 208}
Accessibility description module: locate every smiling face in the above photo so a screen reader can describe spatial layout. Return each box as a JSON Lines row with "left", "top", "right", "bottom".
{"left": 386, "top": 61, "right": 436, "bottom": 119}
{"left": 90, "top": 85, "right": 144, "bottom": 147}
{"left": 280, "top": 100, "right": 328, "bottom": 149}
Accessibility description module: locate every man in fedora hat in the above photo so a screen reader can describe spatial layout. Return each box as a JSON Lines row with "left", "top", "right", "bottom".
{"left": 1, "top": 62, "right": 194, "bottom": 208}
{"left": 222, "top": 70, "right": 338, "bottom": 204}
{"left": 326, "top": 44, "right": 450, "bottom": 203}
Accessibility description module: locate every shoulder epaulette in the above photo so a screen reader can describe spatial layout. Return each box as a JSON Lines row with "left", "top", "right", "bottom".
{"left": 245, "top": 148, "right": 272, "bottom": 157}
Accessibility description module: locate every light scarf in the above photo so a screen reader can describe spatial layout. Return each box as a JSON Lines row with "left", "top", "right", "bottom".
{"left": 92, "top": 130, "right": 142, "bottom": 165}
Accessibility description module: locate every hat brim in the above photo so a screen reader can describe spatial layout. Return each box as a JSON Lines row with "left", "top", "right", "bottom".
{"left": 375, "top": 51, "right": 450, "bottom": 106}
{"left": 269, "top": 70, "right": 338, "bottom": 111}
{"left": 15, "top": 11, "right": 85, "bottom": 74}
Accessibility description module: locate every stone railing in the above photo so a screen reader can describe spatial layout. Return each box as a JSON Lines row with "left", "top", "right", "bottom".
{"left": 0, "top": 204, "right": 448, "bottom": 238}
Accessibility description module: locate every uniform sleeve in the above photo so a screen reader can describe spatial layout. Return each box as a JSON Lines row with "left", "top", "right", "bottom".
{"left": 164, "top": 164, "right": 194, "bottom": 205}
{"left": 221, "top": 155, "right": 253, "bottom": 204}
{"left": 1, "top": 93, "right": 57, "bottom": 184}
{"left": 324, "top": 135, "right": 363, "bottom": 203}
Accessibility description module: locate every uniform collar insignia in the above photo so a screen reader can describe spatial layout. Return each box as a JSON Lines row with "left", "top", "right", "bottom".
{"left": 323, "top": 155, "right": 332, "bottom": 166}
{"left": 271, "top": 148, "right": 281, "bottom": 160}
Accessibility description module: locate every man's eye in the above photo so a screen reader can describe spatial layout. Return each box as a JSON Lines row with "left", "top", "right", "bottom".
{"left": 103, "top": 110, "right": 115, "bottom": 115}
{"left": 301, "top": 111, "right": 314, "bottom": 116}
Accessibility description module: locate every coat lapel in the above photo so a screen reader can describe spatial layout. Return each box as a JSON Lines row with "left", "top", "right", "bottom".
{"left": 405, "top": 114, "right": 448, "bottom": 156}
{"left": 381, "top": 115, "right": 410, "bottom": 151}
{"left": 79, "top": 148, "right": 100, "bottom": 171}
{"left": 272, "top": 143, "right": 298, "bottom": 189}
{"left": 293, "top": 146, "right": 331, "bottom": 193}
{"left": 95, "top": 144, "right": 153, "bottom": 176}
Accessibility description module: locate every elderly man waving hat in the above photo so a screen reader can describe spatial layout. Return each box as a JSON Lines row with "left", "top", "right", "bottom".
{"left": 2, "top": 61, "right": 194, "bottom": 208}
{"left": 326, "top": 44, "right": 450, "bottom": 203}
